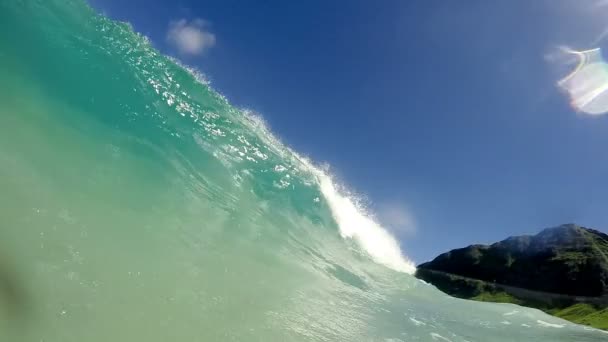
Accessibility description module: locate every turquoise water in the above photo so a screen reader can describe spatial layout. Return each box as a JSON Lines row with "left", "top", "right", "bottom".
{"left": 0, "top": 1, "right": 606, "bottom": 340}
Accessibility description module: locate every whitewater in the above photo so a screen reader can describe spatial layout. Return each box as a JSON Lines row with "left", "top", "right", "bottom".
{"left": 0, "top": 1, "right": 606, "bottom": 341}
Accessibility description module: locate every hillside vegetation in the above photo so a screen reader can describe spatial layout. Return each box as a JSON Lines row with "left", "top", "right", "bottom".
{"left": 416, "top": 224, "right": 608, "bottom": 330}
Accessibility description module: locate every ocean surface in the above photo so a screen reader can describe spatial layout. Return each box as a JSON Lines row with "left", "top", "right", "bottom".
{"left": 0, "top": 1, "right": 606, "bottom": 341}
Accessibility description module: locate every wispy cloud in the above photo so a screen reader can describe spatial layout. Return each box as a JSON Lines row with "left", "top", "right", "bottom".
{"left": 554, "top": 0, "right": 608, "bottom": 47}
{"left": 377, "top": 202, "right": 417, "bottom": 237}
{"left": 594, "top": 0, "right": 608, "bottom": 8}
{"left": 166, "top": 18, "right": 216, "bottom": 56}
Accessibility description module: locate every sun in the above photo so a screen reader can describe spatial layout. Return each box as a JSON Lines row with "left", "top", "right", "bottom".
{"left": 558, "top": 47, "right": 608, "bottom": 115}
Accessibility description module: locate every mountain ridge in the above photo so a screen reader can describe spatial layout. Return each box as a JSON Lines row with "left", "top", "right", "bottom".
{"left": 418, "top": 224, "right": 608, "bottom": 297}
{"left": 415, "top": 223, "right": 608, "bottom": 330}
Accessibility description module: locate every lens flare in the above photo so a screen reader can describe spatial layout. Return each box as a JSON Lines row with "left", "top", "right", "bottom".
{"left": 558, "top": 48, "right": 608, "bottom": 115}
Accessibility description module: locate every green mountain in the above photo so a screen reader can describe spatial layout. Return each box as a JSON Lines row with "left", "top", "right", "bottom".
{"left": 418, "top": 224, "right": 608, "bottom": 296}
{"left": 415, "top": 224, "right": 608, "bottom": 330}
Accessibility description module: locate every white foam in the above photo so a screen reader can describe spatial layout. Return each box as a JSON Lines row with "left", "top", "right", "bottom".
{"left": 430, "top": 333, "right": 452, "bottom": 342}
{"left": 536, "top": 320, "right": 564, "bottom": 328}
{"left": 316, "top": 172, "right": 416, "bottom": 274}
{"left": 409, "top": 317, "right": 426, "bottom": 326}
{"left": 162, "top": 44, "right": 415, "bottom": 277}
{"left": 167, "top": 56, "right": 211, "bottom": 86}
{"left": 584, "top": 326, "right": 608, "bottom": 334}
{"left": 235, "top": 109, "right": 416, "bottom": 274}
{"left": 166, "top": 60, "right": 416, "bottom": 275}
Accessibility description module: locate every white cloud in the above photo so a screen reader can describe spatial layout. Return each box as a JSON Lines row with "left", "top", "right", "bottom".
{"left": 166, "top": 18, "right": 216, "bottom": 56}
{"left": 377, "top": 202, "right": 417, "bottom": 237}
{"left": 594, "top": 0, "right": 608, "bottom": 8}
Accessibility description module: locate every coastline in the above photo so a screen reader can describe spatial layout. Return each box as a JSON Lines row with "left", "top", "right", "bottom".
{"left": 415, "top": 268, "right": 608, "bottom": 331}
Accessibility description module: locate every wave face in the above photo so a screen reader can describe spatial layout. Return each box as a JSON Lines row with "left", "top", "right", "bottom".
{"left": 0, "top": 1, "right": 605, "bottom": 341}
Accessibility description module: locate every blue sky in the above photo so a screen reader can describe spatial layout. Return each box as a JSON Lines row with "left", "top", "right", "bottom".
{"left": 91, "top": 0, "right": 608, "bottom": 263}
